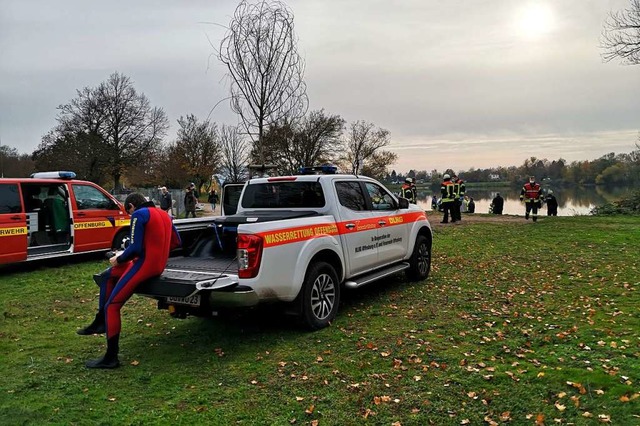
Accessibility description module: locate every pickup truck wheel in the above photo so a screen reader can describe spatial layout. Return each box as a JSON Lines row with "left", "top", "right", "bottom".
{"left": 300, "top": 261, "right": 340, "bottom": 330}
{"left": 112, "top": 230, "right": 130, "bottom": 250}
{"left": 406, "top": 235, "right": 431, "bottom": 281}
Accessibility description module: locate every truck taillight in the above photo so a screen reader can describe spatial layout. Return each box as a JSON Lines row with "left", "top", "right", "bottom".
{"left": 236, "top": 234, "right": 263, "bottom": 278}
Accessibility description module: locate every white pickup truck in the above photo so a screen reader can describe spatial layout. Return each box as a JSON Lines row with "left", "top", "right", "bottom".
{"left": 134, "top": 169, "right": 432, "bottom": 329}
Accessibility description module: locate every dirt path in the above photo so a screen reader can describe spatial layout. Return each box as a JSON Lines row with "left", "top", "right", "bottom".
{"left": 427, "top": 212, "right": 527, "bottom": 228}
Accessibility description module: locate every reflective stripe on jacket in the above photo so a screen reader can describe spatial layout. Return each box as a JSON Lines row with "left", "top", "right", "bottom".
{"left": 440, "top": 180, "right": 455, "bottom": 202}
{"left": 520, "top": 182, "right": 542, "bottom": 203}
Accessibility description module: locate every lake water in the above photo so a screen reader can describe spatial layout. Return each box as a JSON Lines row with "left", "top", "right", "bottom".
{"left": 415, "top": 185, "right": 633, "bottom": 217}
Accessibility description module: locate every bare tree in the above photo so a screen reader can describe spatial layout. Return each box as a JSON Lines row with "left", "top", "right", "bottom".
{"left": 601, "top": 0, "right": 640, "bottom": 65}
{"left": 341, "top": 121, "right": 395, "bottom": 176}
{"left": 218, "top": 0, "right": 308, "bottom": 164}
{"left": 54, "top": 72, "right": 169, "bottom": 189}
{"left": 173, "top": 114, "right": 221, "bottom": 191}
{"left": 361, "top": 151, "right": 398, "bottom": 181}
{"left": 257, "top": 110, "right": 345, "bottom": 175}
{"left": 219, "top": 124, "right": 249, "bottom": 183}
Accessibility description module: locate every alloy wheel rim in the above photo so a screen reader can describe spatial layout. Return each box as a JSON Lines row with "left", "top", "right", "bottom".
{"left": 417, "top": 243, "right": 430, "bottom": 275}
{"left": 310, "top": 273, "right": 336, "bottom": 320}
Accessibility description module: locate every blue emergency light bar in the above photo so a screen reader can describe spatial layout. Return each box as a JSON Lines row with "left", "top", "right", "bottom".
{"left": 299, "top": 165, "right": 337, "bottom": 175}
{"left": 30, "top": 171, "right": 77, "bottom": 179}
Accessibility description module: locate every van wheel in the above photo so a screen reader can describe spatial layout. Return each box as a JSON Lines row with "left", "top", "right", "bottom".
{"left": 300, "top": 261, "right": 340, "bottom": 330}
{"left": 406, "top": 235, "right": 431, "bottom": 281}
{"left": 112, "top": 230, "right": 129, "bottom": 250}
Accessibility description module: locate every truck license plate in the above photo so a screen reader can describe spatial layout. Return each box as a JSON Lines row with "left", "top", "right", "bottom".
{"left": 166, "top": 295, "right": 201, "bottom": 307}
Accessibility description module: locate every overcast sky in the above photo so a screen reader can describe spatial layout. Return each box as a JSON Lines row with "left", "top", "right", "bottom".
{"left": 1, "top": 0, "right": 638, "bottom": 173}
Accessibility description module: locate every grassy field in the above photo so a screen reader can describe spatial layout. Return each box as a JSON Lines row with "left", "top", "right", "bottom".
{"left": 1, "top": 215, "right": 638, "bottom": 425}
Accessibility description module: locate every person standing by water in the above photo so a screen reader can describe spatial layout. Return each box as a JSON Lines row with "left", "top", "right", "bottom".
{"left": 545, "top": 190, "right": 558, "bottom": 216}
{"left": 520, "top": 176, "right": 543, "bottom": 221}
{"left": 490, "top": 193, "right": 504, "bottom": 214}
{"left": 440, "top": 174, "right": 456, "bottom": 223}
{"left": 401, "top": 178, "right": 416, "bottom": 203}
{"left": 451, "top": 174, "right": 465, "bottom": 221}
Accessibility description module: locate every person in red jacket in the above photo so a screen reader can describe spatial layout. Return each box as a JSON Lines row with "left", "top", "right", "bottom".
{"left": 520, "top": 176, "right": 543, "bottom": 222}
{"left": 78, "top": 192, "right": 181, "bottom": 369}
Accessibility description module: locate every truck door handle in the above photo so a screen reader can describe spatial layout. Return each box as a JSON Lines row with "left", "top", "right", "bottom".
{"left": 378, "top": 220, "right": 386, "bottom": 226}
{"left": 76, "top": 212, "right": 86, "bottom": 217}
{"left": 345, "top": 223, "right": 355, "bottom": 230}
{"left": 10, "top": 215, "right": 22, "bottom": 220}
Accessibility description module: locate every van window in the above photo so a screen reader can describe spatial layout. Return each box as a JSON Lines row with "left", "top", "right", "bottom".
{"left": 0, "top": 184, "right": 22, "bottom": 213}
{"left": 72, "top": 184, "right": 116, "bottom": 210}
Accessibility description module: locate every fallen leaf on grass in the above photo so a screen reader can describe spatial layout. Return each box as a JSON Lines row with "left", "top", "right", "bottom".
{"left": 295, "top": 396, "right": 304, "bottom": 401}
{"left": 598, "top": 414, "right": 611, "bottom": 423}
{"left": 130, "top": 360, "right": 139, "bottom": 366}
{"left": 311, "top": 420, "right": 318, "bottom": 426}
{"left": 305, "top": 404, "right": 315, "bottom": 414}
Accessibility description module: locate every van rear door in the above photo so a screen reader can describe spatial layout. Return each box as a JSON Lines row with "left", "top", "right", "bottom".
{"left": 0, "top": 182, "right": 27, "bottom": 263}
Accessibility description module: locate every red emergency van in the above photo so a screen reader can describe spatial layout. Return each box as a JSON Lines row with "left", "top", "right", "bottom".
{"left": 0, "top": 171, "right": 130, "bottom": 265}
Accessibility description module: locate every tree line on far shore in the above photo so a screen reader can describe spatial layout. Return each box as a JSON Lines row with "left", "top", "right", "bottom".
{"left": 389, "top": 147, "right": 640, "bottom": 187}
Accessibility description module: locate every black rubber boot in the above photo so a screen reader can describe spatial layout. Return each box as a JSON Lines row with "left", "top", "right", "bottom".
{"left": 86, "top": 335, "right": 120, "bottom": 369}
{"left": 77, "top": 311, "right": 106, "bottom": 335}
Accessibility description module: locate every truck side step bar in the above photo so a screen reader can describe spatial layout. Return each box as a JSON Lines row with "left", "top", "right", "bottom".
{"left": 344, "top": 262, "right": 410, "bottom": 289}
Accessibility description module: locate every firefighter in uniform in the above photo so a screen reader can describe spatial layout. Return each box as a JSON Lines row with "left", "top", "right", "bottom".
{"left": 440, "top": 174, "right": 456, "bottom": 223}
{"left": 452, "top": 174, "right": 465, "bottom": 222}
{"left": 520, "top": 176, "right": 543, "bottom": 222}
{"left": 401, "top": 178, "right": 416, "bottom": 203}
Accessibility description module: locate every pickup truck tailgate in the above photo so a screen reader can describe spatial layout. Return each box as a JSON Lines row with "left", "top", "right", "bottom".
{"left": 135, "top": 256, "right": 239, "bottom": 298}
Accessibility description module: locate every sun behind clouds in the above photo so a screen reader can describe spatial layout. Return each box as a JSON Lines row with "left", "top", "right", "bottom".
{"left": 513, "top": 2, "right": 555, "bottom": 40}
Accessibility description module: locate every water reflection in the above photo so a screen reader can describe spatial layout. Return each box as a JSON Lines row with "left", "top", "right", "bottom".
{"left": 416, "top": 186, "right": 633, "bottom": 217}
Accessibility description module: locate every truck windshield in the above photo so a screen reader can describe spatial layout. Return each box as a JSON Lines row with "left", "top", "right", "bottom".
{"left": 241, "top": 181, "right": 325, "bottom": 209}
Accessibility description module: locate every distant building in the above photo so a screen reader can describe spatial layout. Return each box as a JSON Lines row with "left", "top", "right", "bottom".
{"left": 489, "top": 174, "right": 500, "bottom": 181}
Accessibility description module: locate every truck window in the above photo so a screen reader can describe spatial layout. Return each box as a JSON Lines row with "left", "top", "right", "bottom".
{"left": 72, "top": 184, "right": 116, "bottom": 210}
{"left": 335, "top": 181, "right": 367, "bottom": 211}
{"left": 0, "top": 184, "right": 22, "bottom": 213}
{"left": 364, "top": 182, "right": 396, "bottom": 211}
{"left": 241, "top": 182, "right": 325, "bottom": 208}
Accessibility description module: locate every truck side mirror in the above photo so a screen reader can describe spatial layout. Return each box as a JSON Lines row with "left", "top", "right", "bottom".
{"left": 397, "top": 197, "right": 409, "bottom": 209}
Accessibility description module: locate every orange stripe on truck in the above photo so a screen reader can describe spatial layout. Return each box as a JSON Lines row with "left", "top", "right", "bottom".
{"left": 258, "top": 212, "right": 427, "bottom": 248}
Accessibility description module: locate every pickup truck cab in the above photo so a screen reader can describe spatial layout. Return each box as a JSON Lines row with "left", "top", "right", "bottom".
{"left": 0, "top": 171, "right": 130, "bottom": 264}
{"left": 137, "top": 169, "right": 432, "bottom": 329}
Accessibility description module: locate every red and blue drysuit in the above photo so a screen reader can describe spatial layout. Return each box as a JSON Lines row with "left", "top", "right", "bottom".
{"left": 98, "top": 202, "right": 181, "bottom": 339}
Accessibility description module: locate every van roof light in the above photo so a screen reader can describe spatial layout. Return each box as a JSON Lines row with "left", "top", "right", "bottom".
{"left": 30, "top": 171, "right": 77, "bottom": 179}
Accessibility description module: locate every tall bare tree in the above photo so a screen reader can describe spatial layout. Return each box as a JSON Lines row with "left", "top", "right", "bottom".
{"left": 173, "top": 114, "right": 221, "bottom": 191}
{"left": 219, "top": 124, "right": 249, "bottom": 183}
{"left": 341, "top": 121, "right": 396, "bottom": 177}
{"left": 601, "top": 0, "right": 640, "bottom": 65}
{"left": 218, "top": 0, "right": 308, "bottom": 164}
{"left": 52, "top": 72, "right": 169, "bottom": 189}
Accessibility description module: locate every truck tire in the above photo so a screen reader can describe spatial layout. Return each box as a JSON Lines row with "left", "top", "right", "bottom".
{"left": 406, "top": 234, "right": 431, "bottom": 281}
{"left": 300, "top": 261, "right": 340, "bottom": 330}
{"left": 112, "top": 229, "right": 130, "bottom": 250}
